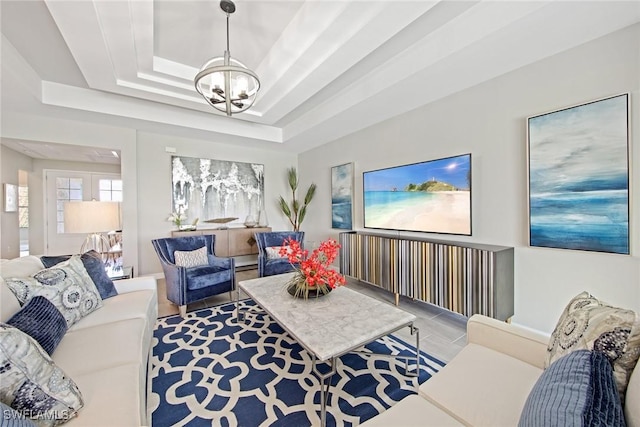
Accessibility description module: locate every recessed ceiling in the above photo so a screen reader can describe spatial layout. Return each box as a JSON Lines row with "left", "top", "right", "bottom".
{"left": 1, "top": 0, "right": 639, "bottom": 155}
{"left": 2, "top": 138, "right": 121, "bottom": 165}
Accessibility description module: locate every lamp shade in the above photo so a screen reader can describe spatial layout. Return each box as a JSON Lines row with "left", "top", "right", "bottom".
{"left": 64, "top": 201, "right": 121, "bottom": 233}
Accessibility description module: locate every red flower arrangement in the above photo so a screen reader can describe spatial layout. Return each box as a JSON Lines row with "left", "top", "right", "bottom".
{"left": 279, "top": 237, "right": 347, "bottom": 298}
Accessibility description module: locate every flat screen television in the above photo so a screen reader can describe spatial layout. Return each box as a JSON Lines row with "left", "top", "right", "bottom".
{"left": 363, "top": 153, "right": 472, "bottom": 235}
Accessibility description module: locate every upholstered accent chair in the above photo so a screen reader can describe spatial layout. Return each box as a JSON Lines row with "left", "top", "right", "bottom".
{"left": 152, "top": 235, "right": 235, "bottom": 317}
{"left": 255, "top": 231, "right": 305, "bottom": 277}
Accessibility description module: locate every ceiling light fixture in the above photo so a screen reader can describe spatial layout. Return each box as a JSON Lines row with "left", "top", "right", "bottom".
{"left": 194, "top": 0, "right": 260, "bottom": 116}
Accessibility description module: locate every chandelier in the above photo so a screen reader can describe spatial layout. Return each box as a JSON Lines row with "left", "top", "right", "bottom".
{"left": 194, "top": 0, "right": 260, "bottom": 116}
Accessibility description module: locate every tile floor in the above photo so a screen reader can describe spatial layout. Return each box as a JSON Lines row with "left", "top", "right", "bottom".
{"left": 156, "top": 268, "right": 467, "bottom": 363}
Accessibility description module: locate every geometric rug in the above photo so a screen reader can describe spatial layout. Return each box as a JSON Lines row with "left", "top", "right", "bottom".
{"left": 148, "top": 299, "right": 445, "bottom": 427}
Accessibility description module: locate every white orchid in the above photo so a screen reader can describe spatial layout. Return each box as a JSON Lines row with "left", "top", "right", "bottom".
{"left": 167, "top": 206, "right": 188, "bottom": 227}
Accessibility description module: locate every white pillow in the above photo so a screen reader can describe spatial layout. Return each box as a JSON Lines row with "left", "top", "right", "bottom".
{"left": 174, "top": 246, "right": 209, "bottom": 268}
{"left": 265, "top": 246, "right": 292, "bottom": 260}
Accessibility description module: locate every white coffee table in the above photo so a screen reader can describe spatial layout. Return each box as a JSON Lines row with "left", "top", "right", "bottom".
{"left": 236, "top": 272, "right": 420, "bottom": 426}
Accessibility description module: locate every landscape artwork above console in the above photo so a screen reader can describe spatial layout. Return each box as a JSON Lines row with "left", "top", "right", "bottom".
{"left": 528, "top": 93, "right": 629, "bottom": 254}
{"left": 171, "top": 156, "right": 264, "bottom": 228}
{"left": 331, "top": 162, "right": 354, "bottom": 230}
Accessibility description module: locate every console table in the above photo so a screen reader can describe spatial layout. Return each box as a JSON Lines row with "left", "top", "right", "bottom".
{"left": 339, "top": 231, "right": 514, "bottom": 321}
{"left": 171, "top": 227, "right": 271, "bottom": 267}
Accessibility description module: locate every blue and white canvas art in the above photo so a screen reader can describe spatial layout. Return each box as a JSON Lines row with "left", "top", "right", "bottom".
{"left": 528, "top": 94, "right": 629, "bottom": 254}
{"left": 331, "top": 163, "right": 353, "bottom": 229}
{"left": 171, "top": 156, "right": 264, "bottom": 227}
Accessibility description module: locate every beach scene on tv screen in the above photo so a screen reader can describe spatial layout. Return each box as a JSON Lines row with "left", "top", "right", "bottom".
{"left": 364, "top": 154, "right": 471, "bottom": 235}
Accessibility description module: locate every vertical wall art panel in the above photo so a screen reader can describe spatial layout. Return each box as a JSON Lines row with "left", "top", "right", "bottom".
{"left": 331, "top": 162, "right": 354, "bottom": 230}
{"left": 171, "top": 156, "right": 264, "bottom": 228}
{"left": 527, "top": 94, "right": 630, "bottom": 254}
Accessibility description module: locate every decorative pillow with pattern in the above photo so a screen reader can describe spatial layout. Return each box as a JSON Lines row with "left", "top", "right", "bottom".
{"left": 546, "top": 291, "right": 640, "bottom": 400}
{"left": 265, "top": 246, "right": 292, "bottom": 260}
{"left": 4, "top": 255, "right": 103, "bottom": 328}
{"left": 0, "top": 324, "right": 83, "bottom": 426}
{"left": 174, "top": 246, "right": 208, "bottom": 268}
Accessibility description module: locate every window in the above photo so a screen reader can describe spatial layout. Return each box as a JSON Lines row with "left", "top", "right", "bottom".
{"left": 18, "top": 186, "right": 28, "bottom": 228}
{"left": 56, "top": 177, "right": 83, "bottom": 233}
{"left": 99, "top": 179, "right": 122, "bottom": 201}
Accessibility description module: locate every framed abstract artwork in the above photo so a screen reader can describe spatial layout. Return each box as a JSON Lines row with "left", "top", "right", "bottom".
{"left": 527, "top": 93, "right": 630, "bottom": 254}
{"left": 331, "top": 162, "right": 354, "bottom": 230}
{"left": 3, "top": 183, "right": 17, "bottom": 212}
{"left": 171, "top": 156, "right": 264, "bottom": 228}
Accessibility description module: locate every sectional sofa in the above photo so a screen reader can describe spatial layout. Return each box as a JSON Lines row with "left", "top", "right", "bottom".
{"left": 363, "top": 313, "right": 640, "bottom": 426}
{"left": 0, "top": 255, "right": 158, "bottom": 426}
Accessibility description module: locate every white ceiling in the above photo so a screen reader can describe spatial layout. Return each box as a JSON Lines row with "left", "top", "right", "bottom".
{"left": 1, "top": 0, "right": 639, "bottom": 162}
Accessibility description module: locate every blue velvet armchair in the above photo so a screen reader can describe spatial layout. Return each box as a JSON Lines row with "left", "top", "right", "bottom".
{"left": 255, "top": 231, "right": 305, "bottom": 277}
{"left": 152, "top": 235, "right": 235, "bottom": 317}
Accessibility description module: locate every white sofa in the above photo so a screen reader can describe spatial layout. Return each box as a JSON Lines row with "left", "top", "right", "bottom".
{"left": 0, "top": 255, "right": 158, "bottom": 426}
{"left": 363, "top": 314, "right": 640, "bottom": 427}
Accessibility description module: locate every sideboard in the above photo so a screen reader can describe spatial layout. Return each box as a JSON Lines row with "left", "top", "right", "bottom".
{"left": 339, "top": 231, "right": 514, "bottom": 321}
{"left": 171, "top": 227, "right": 271, "bottom": 266}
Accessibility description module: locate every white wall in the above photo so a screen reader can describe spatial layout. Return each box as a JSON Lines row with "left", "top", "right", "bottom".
{"left": 0, "top": 144, "right": 32, "bottom": 258}
{"left": 135, "top": 131, "right": 297, "bottom": 275}
{"left": 298, "top": 23, "right": 640, "bottom": 333}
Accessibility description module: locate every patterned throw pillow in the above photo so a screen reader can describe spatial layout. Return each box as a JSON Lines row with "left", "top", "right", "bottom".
{"left": 0, "top": 324, "right": 83, "bottom": 426}
{"left": 40, "top": 251, "right": 118, "bottom": 300}
{"left": 6, "top": 296, "right": 67, "bottom": 355}
{"left": 174, "top": 246, "right": 208, "bottom": 268}
{"left": 520, "top": 350, "right": 624, "bottom": 427}
{"left": 5, "top": 255, "right": 103, "bottom": 328}
{"left": 546, "top": 291, "right": 640, "bottom": 400}
{"left": 265, "top": 246, "right": 292, "bottom": 260}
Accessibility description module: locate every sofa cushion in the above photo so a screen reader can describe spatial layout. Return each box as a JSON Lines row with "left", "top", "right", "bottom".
{"left": 519, "top": 350, "right": 625, "bottom": 427}
{"left": 6, "top": 296, "right": 67, "bottom": 355}
{"left": 546, "top": 291, "right": 640, "bottom": 400}
{"left": 53, "top": 318, "right": 148, "bottom": 378}
{"left": 186, "top": 265, "right": 232, "bottom": 290}
{"left": 0, "top": 324, "right": 83, "bottom": 426}
{"left": 40, "top": 251, "right": 118, "bottom": 300}
{"left": 419, "top": 343, "right": 543, "bottom": 426}
{"left": 174, "top": 246, "right": 208, "bottom": 268}
{"left": 4, "top": 256, "right": 103, "bottom": 328}
{"left": 360, "top": 394, "right": 464, "bottom": 426}
{"left": 64, "top": 364, "right": 145, "bottom": 427}
{"left": 1, "top": 257, "right": 46, "bottom": 323}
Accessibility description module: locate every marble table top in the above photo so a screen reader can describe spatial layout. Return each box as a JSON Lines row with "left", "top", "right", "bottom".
{"left": 239, "top": 273, "right": 417, "bottom": 361}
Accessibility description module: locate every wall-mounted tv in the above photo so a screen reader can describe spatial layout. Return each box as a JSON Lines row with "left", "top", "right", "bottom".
{"left": 363, "top": 153, "right": 472, "bottom": 235}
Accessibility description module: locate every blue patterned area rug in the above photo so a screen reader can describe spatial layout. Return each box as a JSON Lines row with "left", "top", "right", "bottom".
{"left": 148, "top": 300, "right": 445, "bottom": 427}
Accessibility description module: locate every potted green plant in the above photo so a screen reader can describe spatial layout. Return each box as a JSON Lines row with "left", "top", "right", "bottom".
{"left": 278, "top": 167, "right": 316, "bottom": 232}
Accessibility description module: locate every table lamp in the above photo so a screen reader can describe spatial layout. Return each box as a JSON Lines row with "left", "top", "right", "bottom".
{"left": 63, "top": 201, "right": 121, "bottom": 253}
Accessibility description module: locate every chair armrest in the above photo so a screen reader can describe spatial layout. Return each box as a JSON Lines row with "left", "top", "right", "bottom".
{"left": 113, "top": 276, "right": 158, "bottom": 294}
{"left": 467, "top": 314, "right": 550, "bottom": 369}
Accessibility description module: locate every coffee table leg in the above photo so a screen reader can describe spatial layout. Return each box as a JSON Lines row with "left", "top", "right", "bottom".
{"left": 411, "top": 324, "right": 420, "bottom": 385}
{"left": 312, "top": 355, "right": 336, "bottom": 427}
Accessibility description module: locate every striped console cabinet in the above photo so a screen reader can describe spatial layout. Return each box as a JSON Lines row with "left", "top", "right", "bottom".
{"left": 339, "top": 231, "right": 514, "bottom": 321}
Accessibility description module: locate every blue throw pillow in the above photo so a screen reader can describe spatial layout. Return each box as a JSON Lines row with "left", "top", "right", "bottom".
{"left": 41, "top": 250, "right": 118, "bottom": 299}
{"left": 6, "top": 296, "right": 67, "bottom": 355}
{"left": 519, "top": 350, "right": 625, "bottom": 427}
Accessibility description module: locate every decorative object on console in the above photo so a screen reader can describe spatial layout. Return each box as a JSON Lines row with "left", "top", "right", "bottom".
{"left": 3, "top": 183, "right": 17, "bottom": 212}
{"left": 545, "top": 291, "right": 640, "bottom": 400}
{"left": 0, "top": 324, "right": 84, "bottom": 425}
{"left": 204, "top": 217, "right": 239, "bottom": 230}
{"left": 167, "top": 206, "right": 198, "bottom": 231}
{"left": 172, "top": 155, "right": 263, "bottom": 229}
{"left": 278, "top": 167, "right": 316, "bottom": 232}
{"left": 527, "top": 93, "right": 630, "bottom": 254}
{"left": 331, "top": 162, "right": 354, "bottom": 230}
{"left": 363, "top": 153, "right": 471, "bottom": 235}
{"left": 280, "top": 237, "right": 346, "bottom": 299}
{"left": 5, "top": 255, "right": 104, "bottom": 327}
{"left": 194, "top": 0, "right": 260, "bottom": 116}
{"left": 63, "top": 200, "right": 121, "bottom": 253}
